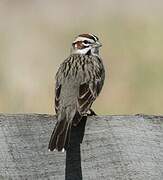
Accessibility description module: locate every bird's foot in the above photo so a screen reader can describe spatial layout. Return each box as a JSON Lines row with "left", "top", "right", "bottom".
{"left": 87, "top": 109, "right": 97, "bottom": 116}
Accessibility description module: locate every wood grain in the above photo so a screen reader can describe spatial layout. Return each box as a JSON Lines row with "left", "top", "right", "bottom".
{"left": 0, "top": 114, "right": 163, "bottom": 180}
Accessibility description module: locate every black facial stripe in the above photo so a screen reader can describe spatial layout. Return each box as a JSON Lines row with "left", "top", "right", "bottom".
{"left": 79, "top": 34, "right": 98, "bottom": 42}
{"left": 91, "top": 34, "right": 99, "bottom": 41}
{"left": 89, "top": 35, "right": 96, "bottom": 41}
{"left": 74, "top": 41, "right": 90, "bottom": 49}
{"left": 82, "top": 41, "right": 91, "bottom": 47}
{"left": 83, "top": 40, "right": 91, "bottom": 44}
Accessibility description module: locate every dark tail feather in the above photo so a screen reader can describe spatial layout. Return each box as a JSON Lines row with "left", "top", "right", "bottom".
{"left": 56, "top": 122, "right": 71, "bottom": 151}
{"left": 48, "top": 119, "right": 72, "bottom": 151}
{"left": 72, "top": 111, "right": 82, "bottom": 126}
{"left": 65, "top": 122, "right": 72, "bottom": 150}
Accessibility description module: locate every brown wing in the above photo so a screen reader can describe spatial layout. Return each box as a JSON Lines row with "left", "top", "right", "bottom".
{"left": 72, "top": 82, "right": 94, "bottom": 126}
{"left": 55, "top": 84, "right": 61, "bottom": 114}
{"left": 77, "top": 57, "right": 105, "bottom": 115}
{"left": 77, "top": 82, "right": 95, "bottom": 115}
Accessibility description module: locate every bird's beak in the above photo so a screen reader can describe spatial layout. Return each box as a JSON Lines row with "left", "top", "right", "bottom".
{"left": 94, "top": 41, "right": 102, "bottom": 48}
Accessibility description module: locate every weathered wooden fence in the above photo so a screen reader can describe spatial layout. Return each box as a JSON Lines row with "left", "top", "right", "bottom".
{"left": 0, "top": 114, "right": 163, "bottom": 180}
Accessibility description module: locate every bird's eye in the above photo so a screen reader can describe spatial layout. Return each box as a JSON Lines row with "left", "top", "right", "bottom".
{"left": 83, "top": 40, "right": 89, "bottom": 44}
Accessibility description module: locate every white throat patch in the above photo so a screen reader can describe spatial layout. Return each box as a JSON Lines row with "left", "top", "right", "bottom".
{"left": 73, "top": 46, "right": 91, "bottom": 54}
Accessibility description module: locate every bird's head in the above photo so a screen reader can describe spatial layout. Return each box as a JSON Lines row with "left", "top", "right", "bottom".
{"left": 71, "top": 33, "right": 102, "bottom": 56}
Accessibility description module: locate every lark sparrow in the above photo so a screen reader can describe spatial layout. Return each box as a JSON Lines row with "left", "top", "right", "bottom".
{"left": 48, "top": 33, "right": 105, "bottom": 151}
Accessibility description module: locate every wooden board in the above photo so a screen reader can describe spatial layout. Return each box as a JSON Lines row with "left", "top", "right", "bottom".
{"left": 0, "top": 114, "right": 163, "bottom": 180}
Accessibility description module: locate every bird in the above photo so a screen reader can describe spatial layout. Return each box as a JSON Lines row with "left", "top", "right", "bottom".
{"left": 48, "top": 33, "right": 105, "bottom": 152}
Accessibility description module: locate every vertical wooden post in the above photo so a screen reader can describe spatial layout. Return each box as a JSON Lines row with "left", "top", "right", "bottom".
{"left": 65, "top": 117, "right": 87, "bottom": 180}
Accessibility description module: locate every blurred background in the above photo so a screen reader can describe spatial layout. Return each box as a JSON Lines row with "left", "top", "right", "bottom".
{"left": 0, "top": 0, "right": 162, "bottom": 114}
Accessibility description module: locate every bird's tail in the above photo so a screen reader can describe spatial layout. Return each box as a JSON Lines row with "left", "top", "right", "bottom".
{"left": 48, "top": 107, "right": 83, "bottom": 152}
{"left": 48, "top": 111, "right": 72, "bottom": 152}
{"left": 48, "top": 120, "right": 71, "bottom": 152}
